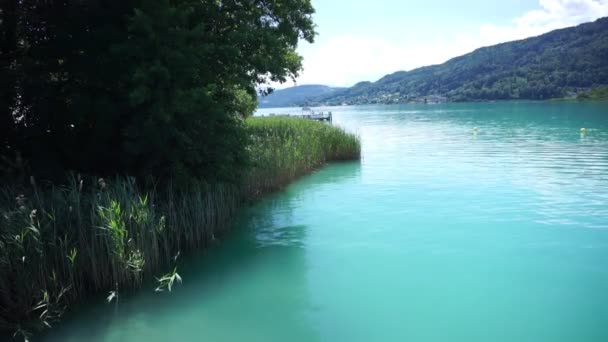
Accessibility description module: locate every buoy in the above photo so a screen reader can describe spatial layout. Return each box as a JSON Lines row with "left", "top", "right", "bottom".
{"left": 580, "top": 128, "right": 587, "bottom": 133}
{"left": 473, "top": 127, "right": 478, "bottom": 133}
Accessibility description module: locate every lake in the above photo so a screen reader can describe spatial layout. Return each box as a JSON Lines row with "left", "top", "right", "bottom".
{"left": 43, "top": 102, "right": 608, "bottom": 341}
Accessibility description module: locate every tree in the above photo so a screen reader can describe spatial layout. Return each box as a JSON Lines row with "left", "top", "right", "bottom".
{"left": 0, "top": 0, "right": 18, "bottom": 155}
{"left": 1, "top": 0, "right": 316, "bottom": 182}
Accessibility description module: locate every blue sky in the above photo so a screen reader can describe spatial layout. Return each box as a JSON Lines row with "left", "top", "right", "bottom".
{"left": 288, "top": 0, "right": 608, "bottom": 87}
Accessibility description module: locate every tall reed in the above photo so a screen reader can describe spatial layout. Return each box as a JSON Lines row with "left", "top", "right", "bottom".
{"left": 245, "top": 117, "right": 360, "bottom": 198}
{"left": 0, "top": 118, "right": 360, "bottom": 338}
{"left": 0, "top": 177, "right": 239, "bottom": 335}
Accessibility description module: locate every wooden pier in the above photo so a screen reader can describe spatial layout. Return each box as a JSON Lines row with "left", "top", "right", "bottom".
{"left": 261, "top": 108, "right": 333, "bottom": 122}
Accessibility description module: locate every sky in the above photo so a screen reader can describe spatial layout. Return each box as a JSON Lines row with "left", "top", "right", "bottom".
{"left": 284, "top": 0, "right": 608, "bottom": 88}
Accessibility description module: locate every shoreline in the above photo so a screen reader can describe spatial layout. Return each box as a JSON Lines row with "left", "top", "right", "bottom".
{"left": 0, "top": 117, "right": 361, "bottom": 339}
{"left": 259, "top": 98, "right": 608, "bottom": 110}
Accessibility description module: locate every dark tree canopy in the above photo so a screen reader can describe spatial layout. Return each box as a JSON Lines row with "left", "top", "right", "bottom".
{"left": 0, "top": 0, "right": 315, "bottom": 182}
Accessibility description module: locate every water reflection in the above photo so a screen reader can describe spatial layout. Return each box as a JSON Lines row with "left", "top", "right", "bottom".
{"left": 42, "top": 162, "right": 361, "bottom": 342}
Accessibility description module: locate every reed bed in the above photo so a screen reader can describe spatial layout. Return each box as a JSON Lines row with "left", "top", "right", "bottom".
{"left": 0, "top": 118, "right": 360, "bottom": 338}
{"left": 0, "top": 177, "right": 240, "bottom": 337}
{"left": 245, "top": 117, "right": 361, "bottom": 198}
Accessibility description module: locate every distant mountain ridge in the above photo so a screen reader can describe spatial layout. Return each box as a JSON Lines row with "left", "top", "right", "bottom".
{"left": 304, "top": 17, "right": 608, "bottom": 105}
{"left": 257, "top": 85, "right": 346, "bottom": 108}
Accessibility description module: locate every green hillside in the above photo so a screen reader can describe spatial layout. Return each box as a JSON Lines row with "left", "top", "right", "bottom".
{"left": 258, "top": 85, "right": 346, "bottom": 108}
{"left": 310, "top": 17, "right": 608, "bottom": 105}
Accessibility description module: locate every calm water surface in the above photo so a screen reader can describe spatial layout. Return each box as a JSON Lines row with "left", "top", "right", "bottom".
{"left": 43, "top": 102, "right": 608, "bottom": 341}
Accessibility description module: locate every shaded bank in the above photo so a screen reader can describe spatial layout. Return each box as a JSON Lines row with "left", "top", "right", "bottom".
{"left": 0, "top": 118, "right": 360, "bottom": 339}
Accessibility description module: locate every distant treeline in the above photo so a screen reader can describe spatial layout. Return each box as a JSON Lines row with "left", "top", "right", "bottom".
{"left": 575, "top": 86, "right": 608, "bottom": 100}
{"left": 258, "top": 85, "right": 346, "bottom": 108}
{"left": 305, "top": 17, "right": 608, "bottom": 106}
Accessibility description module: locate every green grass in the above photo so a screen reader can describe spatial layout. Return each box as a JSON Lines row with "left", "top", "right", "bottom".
{"left": 0, "top": 118, "right": 360, "bottom": 338}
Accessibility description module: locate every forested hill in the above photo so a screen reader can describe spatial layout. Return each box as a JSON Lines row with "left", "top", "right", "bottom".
{"left": 258, "top": 85, "right": 345, "bottom": 108}
{"left": 309, "top": 17, "right": 608, "bottom": 105}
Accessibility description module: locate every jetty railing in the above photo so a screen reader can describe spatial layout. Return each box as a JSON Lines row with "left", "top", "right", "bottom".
{"left": 262, "top": 112, "right": 333, "bottom": 122}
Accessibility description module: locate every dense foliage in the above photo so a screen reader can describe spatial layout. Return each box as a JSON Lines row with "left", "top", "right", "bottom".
{"left": 258, "top": 84, "right": 346, "bottom": 108}
{"left": 0, "top": 0, "right": 315, "bottom": 182}
{"left": 310, "top": 17, "right": 608, "bottom": 105}
{"left": 0, "top": 118, "right": 360, "bottom": 337}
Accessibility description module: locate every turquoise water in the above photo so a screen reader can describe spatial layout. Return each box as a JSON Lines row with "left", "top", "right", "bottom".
{"left": 43, "top": 102, "right": 608, "bottom": 341}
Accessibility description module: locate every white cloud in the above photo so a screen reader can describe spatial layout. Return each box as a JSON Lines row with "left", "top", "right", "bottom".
{"left": 285, "top": 36, "right": 469, "bottom": 88}
{"left": 292, "top": 0, "right": 608, "bottom": 87}
{"left": 478, "top": 0, "right": 608, "bottom": 44}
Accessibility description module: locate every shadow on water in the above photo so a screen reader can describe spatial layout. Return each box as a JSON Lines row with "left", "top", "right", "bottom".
{"left": 40, "top": 161, "right": 361, "bottom": 342}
